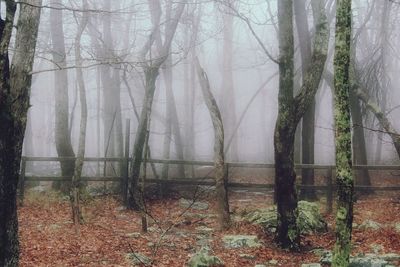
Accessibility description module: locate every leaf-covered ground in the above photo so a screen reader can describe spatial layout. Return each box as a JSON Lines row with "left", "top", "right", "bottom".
{"left": 18, "top": 190, "right": 400, "bottom": 266}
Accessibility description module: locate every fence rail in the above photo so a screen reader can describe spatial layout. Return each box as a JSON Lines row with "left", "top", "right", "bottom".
{"left": 19, "top": 156, "right": 400, "bottom": 213}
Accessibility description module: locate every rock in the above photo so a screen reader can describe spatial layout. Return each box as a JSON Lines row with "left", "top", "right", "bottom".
{"left": 359, "top": 220, "right": 382, "bottom": 230}
{"left": 380, "top": 253, "right": 400, "bottom": 261}
{"left": 222, "top": 235, "right": 262, "bottom": 249}
{"left": 268, "top": 259, "right": 278, "bottom": 265}
{"left": 187, "top": 248, "right": 223, "bottom": 267}
{"left": 126, "top": 232, "right": 141, "bottom": 238}
{"left": 180, "top": 198, "right": 209, "bottom": 210}
{"left": 243, "top": 201, "right": 327, "bottom": 234}
{"left": 301, "top": 264, "right": 321, "bottom": 267}
{"left": 318, "top": 250, "right": 332, "bottom": 265}
{"left": 239, "top": 253, "right": 256, "bottom": 260}
{"left": 126, "top": 253, "right": 152, "bottom": 266}
{"left": 394, "top": 223, "right": 400, "bottom": 233}
{"left": 349, "top": 255, "right": 387, "bottom": 267}
{"left": 254, "top": 265, "right": 267, "bottom": 267}
{"left": 196, "top": 226, "right": 214, "bottom": 234}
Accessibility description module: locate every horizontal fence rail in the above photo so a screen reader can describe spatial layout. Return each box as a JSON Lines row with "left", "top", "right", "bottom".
{"left": 18, "top": 156, "right": 400, "bottom": 212}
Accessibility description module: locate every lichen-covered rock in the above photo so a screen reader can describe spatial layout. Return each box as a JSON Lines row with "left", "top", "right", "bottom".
{"left": 349, "top": 255, "right": 387, "bottom": 267}
{"left": 317, "top": 251, "right": 399, "bottom": 267}
{"left": 359, "top": 220, "right": 382, "bottom": 230}
{"left": 187, "top": 249, "right": 223, "bottom": 267}
{"left": 222, "top": 235, "right": 262, "bottom": 248}
{"left": 180, "top": 198, "right": 209, "bottom": 210}
{"left": 126, "top": 252, "right": 152, "bottom": 266}
{"left": 242, "top": 201, "right": 327, "bottom": 234}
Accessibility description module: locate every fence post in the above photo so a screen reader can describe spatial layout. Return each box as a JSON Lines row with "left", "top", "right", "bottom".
{"left": 19, "top": 157, "right": 27, "bottom": 206}
{"left": 326, "top": 166, "right": 333, "bottom": 214}
{"left": 123, "top": 119, "right": 130, "bottom": 206}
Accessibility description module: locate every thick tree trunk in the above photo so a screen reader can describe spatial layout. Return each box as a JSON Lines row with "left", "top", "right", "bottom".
{"left": 332, "top": 0, "right": 355, "bottom": 265}
{"left": 50, "top": 0, "right": 75, "bottom": 193}
{"left": 0, "top": 1, "right": 41, "bottom": 265}
{"left": 196, "top": 58, "right": 230, "bottom": 230}
{"left": 274, "top": 0, "right": 328, "bottom": 250}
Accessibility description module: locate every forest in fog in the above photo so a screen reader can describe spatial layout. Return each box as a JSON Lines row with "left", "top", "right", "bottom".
{"left": 1, "top": 0, "right": 400, "bottom": 266}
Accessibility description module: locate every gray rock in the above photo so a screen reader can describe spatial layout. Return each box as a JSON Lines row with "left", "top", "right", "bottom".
{"left": 196, "top": 226, "right": 214, "bottom": 234}
{"left": 359, "top": 220, "right": 382, "bottom": 230}
{"left": 126, "top": 253, "right": 152, "bottom": 266}
{"left": 239, "top": 253, "right": 256, "bottom": 260}
{"left": 180, "top": 198, "right": 209, "bottom": 210}
{"left": 370, "top": 244, "right": 384, "bottom": 254}
{"left": 301, "top": 264, "right": 321, "bottom": 267}
{"left": 187, "top": 248, "right": 223, "bottom": 267}
{"left": 222, "top": 235, "right": 262, "bottom": 249}
{"left": 380, "top": 253, "right": 400, "bottom": 261}
{"left": 254, "top": 265, "right": 267, "bottom": 267}
{"left": 349, "top": 256, "right": 387, "bottom": 267}
{"left": 268, "top": 259, "right": 278, "bottom": 265}
{"left": 126, "top": 232, "right": 141, "bottom": 238}
{"left": 394, "top": 223, "right": 400, "bottom": 233}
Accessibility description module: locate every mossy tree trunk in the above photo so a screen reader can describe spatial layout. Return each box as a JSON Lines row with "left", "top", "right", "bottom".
{"left": 195, "top": 57, "right": 230, "bottom": 230}
{"left": 275, "top": 0, "right": 329, "bottom": 250}
{"left": 0, "top": 1, "right": 41, "bottom": 265}
{"left": 332, "top": 0, "right": 355, "bottom": 265}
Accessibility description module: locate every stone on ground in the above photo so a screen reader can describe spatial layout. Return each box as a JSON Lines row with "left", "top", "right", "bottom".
{"left": 222, "top": 235, "right": 262, "bottom": 249}
{"left": 180, "top": 198, "right": 209, "bottom": 210}
{"left": 187, "top": 248, "right": 223, "bottom": 267}
{"left": 359, "top": 219, "right": 382, "bottom": 230}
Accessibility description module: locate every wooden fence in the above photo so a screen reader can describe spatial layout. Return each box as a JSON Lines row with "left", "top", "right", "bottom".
{"left": 18, "top": 155, "right": 400, "bottom": 213}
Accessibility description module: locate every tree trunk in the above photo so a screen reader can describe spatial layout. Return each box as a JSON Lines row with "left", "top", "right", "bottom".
{"left": 71, "top": 5, "right": 89, "bottom": 225}
{"left": 50, "top": 0, "right": 75, "bottom": 193}
{"left": 274, "top": 0, "right": 328, "bottom": 250}
{"left": 0, "top": 1, "right": 41, "bottom": 265}
{"left": 349, "top": 89, "right": 372, "bottom": 189}
{"left": 128, "top": 67, "right": 159, "bottom": 210}
{"left": 295, "top": 0, "right": 317, "bottom": 201}
{"left": 332, "top": 0, "right": 355, "bottom": 265}
{"left": 196, "top": 58, "right": 230, "bottom": 230}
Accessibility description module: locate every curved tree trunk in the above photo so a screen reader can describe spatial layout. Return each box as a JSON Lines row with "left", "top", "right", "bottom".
{"left": 0, "top": 1, "right": 41, "bottom": 264}
{"left": 50, "top": 0, "right": 75, "bottom": 193}
{"left": 196, "top": 58, "right": 230, "bottom": 230}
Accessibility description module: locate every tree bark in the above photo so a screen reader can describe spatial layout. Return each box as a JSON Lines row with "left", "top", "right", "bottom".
{"left": 0, "top": 1, "right": 41, "bottom": 265}
{"left": 71, "top": 3, "right": 89, "bottom": 225}
{"left": 295, "top": 0, "right": 317, "bottom": 201}
{"left": 50, "top": 0, "right": 75, "bottom": 193}
{"left": 332, "top": 0, "right": 355, "bottom": 265}
{"left": 196, "top": 57, "right": 230, "bottom": 230}
{"left": 274, "top": 0, "right": 328, "bottom": 250}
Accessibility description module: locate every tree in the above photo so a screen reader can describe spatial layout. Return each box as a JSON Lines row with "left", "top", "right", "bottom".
{"left": 332, "top": 0, "right": 355, "bottom": 265}
{"left": 70, "top": 0, "right": 89, "bottom": 225}
{"left": 274, "top": 0, "right": 329, "bottom": 250}
{"left": 127, "top": 0, "right": 185, "bottom": 210}
{"left": 50, "top": 0, "right": 76, "bottom": 193}
{"left": 196, "top": 57, "right": 230, "bottom": 230}
{"left": 0, "top": 0, "right": 41, "bottom": 264}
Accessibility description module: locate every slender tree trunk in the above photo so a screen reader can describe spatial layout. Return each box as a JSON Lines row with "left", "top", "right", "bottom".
{"left": 50, "top": 0, "right": 75, "bottom": 193}
{"left": 332, "top": 0, "right": 354, "bottom": 265}
{"left": 128, "top": 67, "right": 159, "bottom": 210}
{"left": 196, "top": 58, "right": 230, "bottom": 229}
{"left": 0, "top": 1, "right": 41, "bottom": 264}
{"left": 71, "top": 5, "right": 89, "bottom": 225}
{"left": 295, "top": 0, "right": 317, "bottom": 201}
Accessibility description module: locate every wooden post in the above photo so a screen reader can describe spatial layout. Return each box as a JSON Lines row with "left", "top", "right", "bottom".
{"left": 326, "top": 166, "right": 333, "bottom": 214}
{"left": 19, "top": 157, "right": 27, "bottom": 206}
{"left": 123, "top": 119, "right": 130, "bottom": 206}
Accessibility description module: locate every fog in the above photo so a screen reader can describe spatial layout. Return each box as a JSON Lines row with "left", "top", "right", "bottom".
{"left": 22, "top": 0, "right": 400, "bottom": 168}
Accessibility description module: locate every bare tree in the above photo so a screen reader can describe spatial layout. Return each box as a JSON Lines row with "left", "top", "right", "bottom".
{"left": 196, "top": 57, "right": 230, "bottom": 230}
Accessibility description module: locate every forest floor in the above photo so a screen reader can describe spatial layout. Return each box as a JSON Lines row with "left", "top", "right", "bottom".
{"left": 18, "top": 187, "right": 400, "bottom": 267}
